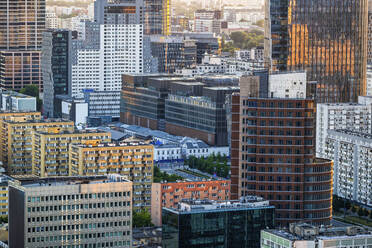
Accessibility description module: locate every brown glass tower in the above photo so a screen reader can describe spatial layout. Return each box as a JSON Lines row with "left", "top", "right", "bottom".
{"left": 265, "top": 0, "right": 368, "bottom": 103}
{"left": 231, "top": 75, "right": 333, "bottom": 226}
{"left": 0, "top": 0, "right": 45, "bottom": 91}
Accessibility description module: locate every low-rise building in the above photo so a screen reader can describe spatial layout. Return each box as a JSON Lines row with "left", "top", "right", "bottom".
{"left": 162, "top": 197, "right": 275, "bottom": 248}
{"left": 0, "top": 90, "right": 37, "bottom": 112}
{"left": 0, "top": 119, "right": 74, "bottom": 175}
{"left": 324, "top": 130, "right": 372, "bottom": 206}
{"left": 9, "top": 175, "right": 133, "bottom": 248}
{"left": 32, "top": 129, "right": 111, "bottom": 177}
{"left": 151, "top": 180, "right": 230, "bottom": 226}
{"left": 69, "top": 141, "right": 154, "bottom": 211}
{"left": 261, "top": 223, "right": 372, "bottom": 248}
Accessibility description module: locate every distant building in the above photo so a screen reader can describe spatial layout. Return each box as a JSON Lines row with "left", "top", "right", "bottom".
{"left": 46, "top": 12, "right": 58, "bottom": 29}
{"left": 261, "top": 223, "right": 372, "bottom": 248}
{"left": 9, "top": 175, "right": 133, "bottom": 248}
{"left": 324, "top": 130, "right": 372, "bottom": 207}
{"left": 0, "top": 90, "right": 36, "bottom": 112}
{"left": 151, "top": 180, "right": 230, "bottom": 226}
{"left": 0, "top": 175, "right": 14, "bottom": 217}
{"left": 194, "top": 10, "right": 222, "bottom": 34}
{"left": 162, "top": 197, "right": 275, "bottom": 248}
{"left": 69, "top": 141, "right": 154, "bottom": 211}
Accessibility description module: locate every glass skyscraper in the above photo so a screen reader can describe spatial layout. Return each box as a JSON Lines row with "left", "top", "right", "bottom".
{"left": 265, "top": 0, "right": 368, "bottom": 103}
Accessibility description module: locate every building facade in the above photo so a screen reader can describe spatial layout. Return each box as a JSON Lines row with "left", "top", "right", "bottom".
{"left": 265, "top": 0, "right": 368, "bottom": 102}
{"left": 261, "top": 223, "right": 372, "bottom": 248}
{"left": 0, "top": 119, "right": 74, "bottom": 174}
{"left": 0, "top": 51, "right": 43, "bottom": 91}
{"left": 69, "top": 141, "right": 154, "bottom": 211}
{"left": 9, "top": 175, "right": 133, "bottom": 248}
{"left": 162, "top": 197, "right": 275, "bottom": 248}
{"left": 151, "top": 180, "right": 230, "bottom": 226}
{"left": 42, "top": 30, "right": 72, "bottom": 118}
{"left": 316, "top": 98, "right": 372, "bottom": 158}
{"left": 324, "top": 130, "right": 372, "bottom": 207}
{"left": 194, "top": 10, "right": 222, "bottom": 34}
{"left": 32, "top": 130, "right": 111, "bottom": 177}
{"left": 0, "top": 90, "right": 37, "bottom": 112}
{"left": 71, "top": 24, "right": 143, "bottom": 97}
{"left": 231, "top": 72, "right": 333, "bottom": 226}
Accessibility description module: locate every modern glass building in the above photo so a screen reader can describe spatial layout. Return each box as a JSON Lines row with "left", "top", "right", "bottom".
{"left": 42, "top": 30, "right": 72, "bottom": 118}
{"left": 162, "top": 197, "right": 275, "bottom": 248}
{"left": 265, "top": 0, "right": 368, "bottom": 103}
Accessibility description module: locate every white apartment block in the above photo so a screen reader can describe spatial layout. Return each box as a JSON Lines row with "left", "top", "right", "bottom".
{"left": 316, "top": 97, "right": 372, "bottom": 158}
{"left": 46, "top": 12, "right": 58, "bottom": 29}
{"left": 71, "top": 24, "right": 143, "bottom": 97}
{"left": 324, "top": 130, "right": 372, "bottom": 206}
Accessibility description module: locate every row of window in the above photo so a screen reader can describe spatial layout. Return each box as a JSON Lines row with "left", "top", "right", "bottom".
{"left": 28, "top": 212, "right": 130, "bottom": 223}
{"left": 27, "top": 192, "right": 130, "bottom": 202}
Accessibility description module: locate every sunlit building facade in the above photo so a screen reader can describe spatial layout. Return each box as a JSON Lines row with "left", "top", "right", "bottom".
{"left": 265, "top": 0, "right": 368, "bottom": 102}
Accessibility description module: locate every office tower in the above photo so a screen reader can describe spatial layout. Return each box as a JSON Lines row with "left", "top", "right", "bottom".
{"left": 0, "top": 119, "right": 74, "bottom": 174}
{"left": 194, "top": 10, "right": 222, "bottom": 34}
{"left": 162, "top": 197, "right": 275, "bottom": 248}
{"left": 144, "top": 0, "right": 170, "bottom": 35}
{"left": 324, "top": 130, "right": 372, "bottom": 207}
{"left": 368, "top": 0, "right": 372, "bottom": 64}
{"left": 42, "top": 30, "right": 73, "bottom": 118}
{"left": 316, "top": 97, "right": 372, "bottom": 158}
{"left": 71, "top": 24, "right": 143, "bottom": 97}
{"left": 32, "top": 130, "right": 111, "bottom": 177}
{"left": 0, "top": 0, "right": 45, "bottom": 91}
{"left": 94, "top": 0, "right": 144, "bottom": 25}
{"left": 265, "top": 0, "right": 368, "bottom": 103}
{"left": 231, "top": 72, "right": 333, "bottom": 226}
{"left": 151, "top": 180, "right": 230, "bottom": 226}
{"left": 9, "top": 175, "right": 133, "bottom": 248}
{"left": 0, "top": 0, "right": 45, "bottom": 50}
{"left": 69, "top": 141, "right": 153, "bottom": 211}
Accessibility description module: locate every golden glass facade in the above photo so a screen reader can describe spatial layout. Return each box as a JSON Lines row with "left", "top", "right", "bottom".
{"left": 265, "top": 0, "right": 368, "bottom": 102}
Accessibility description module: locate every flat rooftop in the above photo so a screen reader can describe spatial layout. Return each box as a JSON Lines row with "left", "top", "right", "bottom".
{"left": 35, "top": 129, "right": 110, "bottom": 136}
{"left": 4, "top": 118, "right": 73, "bottom": 124}
{"left": 265, "top": 224, "right": 372, "bottom": 241}
{"left": 164, "top": 196, "right": 273, "bottom": 214}
{"left": 73, "top": 140, "right": 151, "bottom": 148}
{"left": 15, "top": 175, "right": 130, "bottom": 188}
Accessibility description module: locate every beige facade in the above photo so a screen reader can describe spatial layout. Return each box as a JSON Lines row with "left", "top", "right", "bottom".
{"left": 69, "top": 141, "right": 154, "bottom": 211}
{"left": 32, "top": 130, "right": 111, "bottom": 177}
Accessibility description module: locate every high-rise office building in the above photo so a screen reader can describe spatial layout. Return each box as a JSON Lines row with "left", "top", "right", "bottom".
{"left": 144, "top": 0, "right": 170, "bottom": 35}
{"left": 162, "top": 197, "right": 275, "bottom": 248}
{"left": 194, "top": 10, "right": 222, "bottom": 34}
{"left": 42, "top": 29, "right": 73, "bottom": 118}
{"left": 0, "top": 0, "right": 45, "bottom": 91}
{"left": 94, "top": 0, "right": 144, "bottom": 25}
{"left": 265, "top": 0, "right": 368, "bottom": 103}
{"left": 9, "top": 175, "right": 133, "bottom": 248}
{"left": 231, "top": 72, "right": 333, "bottom": 226}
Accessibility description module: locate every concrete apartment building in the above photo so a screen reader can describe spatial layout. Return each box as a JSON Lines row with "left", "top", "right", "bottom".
{"left": 0, "top": 175, "right": 14, "bottom": 217}
{"left": 69, "top": 141, "right": 153, "bottom": 211}
{"left": 316, "top": 96, "right": 372, "bottom": 158}
{"left": 230, "top": 71, "right": 333, "bottom": 226}
{"left": 9, "top": 175, "right": 133, "bottom": 248}
{"left": 151, "top": 180, "right": 230, "bottom": 226}
{"left": 0, "top": 119, "right": 74, "bottom": 174}
{"left": 261, "top": 223, "right": 372, "bottom": 248}
{"left": 324, "top": 130, "right": 372, "bottom": 207}
{"left": 32, "top": 130, "right": 111, "bottom": 177}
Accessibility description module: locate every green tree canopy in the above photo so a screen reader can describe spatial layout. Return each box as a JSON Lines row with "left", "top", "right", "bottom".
{"left": 133, "top": 210, "right": 153, "bottom": 228}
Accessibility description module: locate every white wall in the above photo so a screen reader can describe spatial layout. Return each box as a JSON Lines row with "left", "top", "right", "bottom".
{"left": 269, "top": 72, "right": 307, "bottom": 99}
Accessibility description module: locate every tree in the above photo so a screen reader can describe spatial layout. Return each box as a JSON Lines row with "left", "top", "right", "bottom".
{"left": 254, "top": 19, "right": 264, "bottom": 28}
{"left": 19, "top": 85, "right": 42, "bottom": 111}
{"left": 0, "top": 216, "right": 8, "bottom": 223}
{"left": 153, "top": 166, "right": 183, "bottom": 183}
{"left": 133, "top": 210, "right": 153, "bottom": 228}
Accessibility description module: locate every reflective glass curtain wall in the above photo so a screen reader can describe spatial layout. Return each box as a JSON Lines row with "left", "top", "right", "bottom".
{"left": 265, "top": 0, "right": 368, "bottom": 103}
